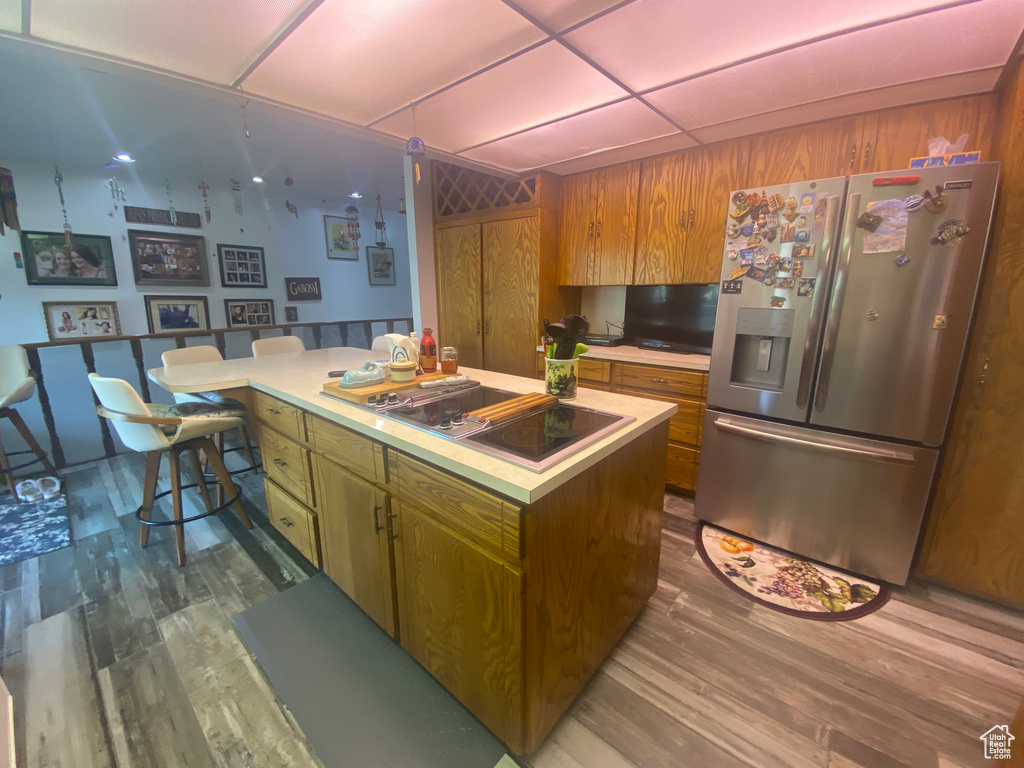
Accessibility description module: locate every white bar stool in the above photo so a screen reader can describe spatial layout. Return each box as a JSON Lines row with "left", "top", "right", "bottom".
{"left": 89, "top": 373, "right": 253, "bottom": 565}
{"left": 251, "top": 335, "right": 305, "bottom": 356}
{"left": 0, "top": 345, "right": 55, "bottom": 498}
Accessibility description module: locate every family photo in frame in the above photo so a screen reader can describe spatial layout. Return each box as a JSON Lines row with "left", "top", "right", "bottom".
{"left": 143, "top": 295, "right": 211, "bottom": 333}
{"left": 21, "top": 231, "right": 117, "bottom": 286}
{"left": 217, "top": 244, "right": 266, "bottom": 288}
{"left": 129, "top": 230, "right": 209, "bottom": 286}
{"left": 41, "top": 301, "right": 121, "bottom": 340}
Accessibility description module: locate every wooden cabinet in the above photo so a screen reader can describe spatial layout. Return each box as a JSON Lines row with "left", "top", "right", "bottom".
{"left": 264, "top": 478, "right": 321, "bottom": 568}
{"left": 436, "top": 224, "right": 483, "bottom": 369}
{"left": 392, "top": 499, "right": 523, "bottom": 747}
{"left": 259, "top": 424, "right": 315, "bottom": 509}
{"left": 746, "top": 118, "right": 862, "bottom": 186}
{"left": 314, "top": 455, "right": 397, "bottom": 636}
{"left": 633, "top": 152, "right": 690, "bottom": 284}
{"left": 558, "top": 163, "right": 641, "bottom": 285}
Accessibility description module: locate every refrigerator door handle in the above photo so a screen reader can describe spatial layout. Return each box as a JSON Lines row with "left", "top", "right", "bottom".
{"left": 796, "top": 194, "right": 841, "bottom": 406}
{"left": 713, "top": 417, "right": 916, "bottom": 464}
{"left": 814, "top": 192, "right": 860, "bottom": 411}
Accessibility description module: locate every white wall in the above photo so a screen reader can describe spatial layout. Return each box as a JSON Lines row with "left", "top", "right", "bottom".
{"left": 0, "top": 157, "right": 413, "bottom": 343}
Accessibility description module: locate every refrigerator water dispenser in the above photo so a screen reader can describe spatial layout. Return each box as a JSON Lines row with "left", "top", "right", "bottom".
{"left": 730, "top": 308, "right": 794, "bottom": 391}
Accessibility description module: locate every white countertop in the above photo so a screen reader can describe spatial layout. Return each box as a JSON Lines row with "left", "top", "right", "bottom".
{"left": 538, "top": 344, "right": 710, "bottom": 371}
{"left": 148, "top": 348, "right": 675, "bottom": 505}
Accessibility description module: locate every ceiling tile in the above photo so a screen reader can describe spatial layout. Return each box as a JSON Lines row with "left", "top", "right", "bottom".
{"left": 30, "top": 0, "right": 310, "bottom": 83}
{"left": 692, "top": 69, "right": 1001, "bottom": 145}
{"left": 0, "top": 0, "right": 20, "bottom": 33}
{"left": 459, "top": 98, "right": 676, "bottom": 171}
{"left": 645, "top": 0, "right": 1021, "bottom": 130}
{"left": 541, "top": 132, "right": 698, "bottom": 175}
{"left": 507, "top": 0, "right": 625, "bottom": 33}
{"left": 565, "top": 0, "right": 997, "bottom": 93}
{"left": 244, "top": 0, "right": 546, "bottom": 126}
{"left": 373, "top": 41, "right": 627, "bottom": 153}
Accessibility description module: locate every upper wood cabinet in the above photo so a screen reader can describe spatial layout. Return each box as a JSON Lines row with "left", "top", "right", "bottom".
{"left": 633, "top": 152, "right": 691, "bottom": 284}
{"left": 746, "top": 118, "right": 862, "bottom": 186}
{"left": 558, "top": 173, "right": 595, "bottom": 285}
{"left": 482, "top": 217, "right": 540, "bottom": 378}
{"left": 314, "top": 455, "right": 397, "bottom": 636}
{"left": 436, "top": 224, "right": 483, "bottom": 369}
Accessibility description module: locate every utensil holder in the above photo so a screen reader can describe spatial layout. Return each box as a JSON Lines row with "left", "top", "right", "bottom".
{"left": 545, "top": 357, "right": 578, "bottom": 400}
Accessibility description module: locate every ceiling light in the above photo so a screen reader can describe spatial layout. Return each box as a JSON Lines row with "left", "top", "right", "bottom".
{"left": 113, "top": 152, "right": 135, "bottom": 163}
{"left": 104, "top": 161, "right": 120, "bottom": 169}
{"left": 252, "top": 176, "right": 265, "bottom": 184}
{"left": 349, "top": 192, "right": 362, "bottom": 199}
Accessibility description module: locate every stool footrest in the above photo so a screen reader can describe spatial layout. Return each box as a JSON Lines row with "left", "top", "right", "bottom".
{"left": 135, "top": 480, "right": 243, "bottom": 527}
{"left": 0, "top": 450, "right": 52, "bottom": 475}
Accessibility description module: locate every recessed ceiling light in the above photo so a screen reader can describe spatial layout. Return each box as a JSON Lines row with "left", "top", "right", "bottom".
{"left": 252, "top": 176, "right": 265, "bottom": 184}
{"left": 113, "top": 152, "right": 135, "bottom": 163}
{"left": 348, "top": 192, "right": 362, "bottom": 199}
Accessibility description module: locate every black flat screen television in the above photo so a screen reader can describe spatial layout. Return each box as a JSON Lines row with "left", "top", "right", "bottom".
{"left": 624, "top": 284, "right": 719, "bottom": 354}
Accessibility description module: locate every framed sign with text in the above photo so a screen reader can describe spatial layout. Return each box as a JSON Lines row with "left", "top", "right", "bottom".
{"left": 285, "top": 276, "right": 322, "bottom": 301}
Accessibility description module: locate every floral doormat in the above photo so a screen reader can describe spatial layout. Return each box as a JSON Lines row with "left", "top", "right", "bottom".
{"left": 695, "top": 523, "right": 890, "bottom": 621}
{"left": 0, "top": 491, "right": 70, "bottom": 567}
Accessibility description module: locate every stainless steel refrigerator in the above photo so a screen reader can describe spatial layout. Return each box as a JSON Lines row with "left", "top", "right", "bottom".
{"left": 695, "top": 162, "right": 999, "bottom": 584}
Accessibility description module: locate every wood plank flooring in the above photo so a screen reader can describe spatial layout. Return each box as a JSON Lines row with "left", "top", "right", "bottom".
{"left": 1, "top": 456, "right": 1021, "bottom": 768}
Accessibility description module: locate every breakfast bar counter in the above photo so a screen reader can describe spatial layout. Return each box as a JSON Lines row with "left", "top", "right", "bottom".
{"left": 148, "top": 347, "right": 673, "bottom": 755}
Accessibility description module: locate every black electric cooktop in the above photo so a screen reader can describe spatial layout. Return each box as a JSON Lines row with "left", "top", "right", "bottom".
{"left": 387, "top": 386, "right": 517, "bottom": 429}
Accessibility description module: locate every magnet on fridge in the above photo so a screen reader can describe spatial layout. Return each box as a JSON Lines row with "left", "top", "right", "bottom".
{"left": 754, "top": 250, "right": 768, "bottom": 267}
{"left": 732, "top": 191, "right": 748, "bottom": 207}
{"left": 894, "top": 253, "right": 910, "bottom": 267}
{"left": 746, "top": 192, "right": 762, "bottom": 207}
{"left": 766, "top": 213, "right": 779, "bottom": 229}
{"left": 767, "top": 193, "right": 785, "bottom": 212}
{"left": 782, "top": 208, "right": 799, "bottom": 223}
{"left": 767, "top": 252, "right": 781, "bottom": 267}
{"left": 932, "top": 314, "right": 949, "bottom": 329}
{"left": 943, "top": 180, "right": 973, "bottom": 191}
{"left": 799, "top": 193, "right": 815, "bottom": 214}
{"left": 722, "top": 279, "right": 743, "bottom": 294}
{"left": 741, "top": 223, "right": 755, "bottom": 238}
{"left": 905, "top": 194, "right": 925, "bottom": 212}
{"left": 730, "top": 205, "right": 751, "bottom": 223}
{"left": 931, "top": 219, "right": 971, "bottom": 246}
{"left": 812, "top": 198, "right": 828, "bottom": 230}
{"left": 857, "top": 211, "right": 883, "bottom": 232}
{"left": 728, "top": 265, "right": 749, "bottom": 280}
{"left": 727, "top": 245, "right": 740, "bottom": 261}
{"left": 791, "top": 261, "right": 804, "bottom": 277}
{"left": 739, "top": 247, "right": 755, "bottom": 266}
{"left": 792, "top": 244, "right": 815, "bottom": 260}
{"left": 746, "top": 266, "right": 768, "bottom": 282}
{"left": 797, "top": 278, "right": 815, "bottom": 297}
{"left": 769, "top": 295, "right": 786, "bottom": 308}
{"left": 727, "top": 223, "right": 741, "bottom": 239}
{"left": 780, "top": 223, "right": 796, "bottom": 243}
{"left": 794, "top": 229, "right": 810, "bottom": 243}
{"left": 764, "top": 228, "right": 778, "bottom": 243}
{"left": 922, "top": 186, "right": 947, "bottom": 213}
{"left": 781, "top": 256, "right": 795, "bottom": 271}
{"left": 776, "top": 278, "right": 795, "bottom": 290}
{"left": 797, "top": 215, "right": 808, "bottom": 228}
{"left": 764, "top": 274, "right": 777, "bottom": 286}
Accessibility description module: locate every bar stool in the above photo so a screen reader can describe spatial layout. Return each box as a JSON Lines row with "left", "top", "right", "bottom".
{"left": 160, "top": 346, "right": 260, "bottom": 478}
{"left": 0, "top": 345, "right": 55, "bottom": 498}
{"left": 251, "top": 335, "right": 305, "bottom": 356}
{"left": 89, "top": 373, "right": 253, "bottom": 565}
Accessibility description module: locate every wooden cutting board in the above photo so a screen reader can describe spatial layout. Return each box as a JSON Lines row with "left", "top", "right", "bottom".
{"left": 467, "top": 393, "right": 558, "bottom": 425}
{"left": 322, "top": 371, "right": 451, "bottom": 404}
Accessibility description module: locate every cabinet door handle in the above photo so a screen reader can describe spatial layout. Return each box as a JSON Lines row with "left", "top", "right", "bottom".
{"left": 679, "top": 212, "right": 686, "bottom": 229}
{"left": 849, "top": 144, "right": 857, "bottom": 170}
{"left": 278, "top": 517, "right": 293, "bottom": 528}
{"left": 483, "top": 320, "right": 491, "bottom": 335}
{"left": 977, "top": 358, "right": 990, "bottom": 394}
{"left": 373, "top": 504, "right": 383, "bottom": 534}
{"left": 386, "top": 511, "right": 399, "bottom": 541}
{"left": 651, "top": 377, "right": 668, "bottom": 384}
{"left": 689, "top": 209, "right": 694, "bottom": 225}
{"left": 475, "top": 319, "right": 481, "bottom": 334}
{"left": 595, "top": 221, "right": 601, "bottom": 237}
{"left": 863, "top": 141, "right": 871, "bottom": 165}
{"left": 264, "top": 408, "right": 281, "bottom": 416}
{"left": 272, "top": 458, "right": 286, "bottom": 468}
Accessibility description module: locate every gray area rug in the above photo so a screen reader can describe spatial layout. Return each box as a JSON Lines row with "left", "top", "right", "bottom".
{"left": 235, "top": 573, "right": 513, "bottom": 768}
{"left": 0, "top": 491, "right": 70, "bottom": 566}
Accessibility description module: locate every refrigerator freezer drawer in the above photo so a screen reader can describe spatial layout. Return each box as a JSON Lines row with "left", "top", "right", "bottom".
{"left": 694, "top": 410, "right": 938, "bottom": 584}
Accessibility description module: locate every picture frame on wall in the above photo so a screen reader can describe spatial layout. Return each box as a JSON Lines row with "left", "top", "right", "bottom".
{"left": 285, "top": 306, "right": 298, "bottom": 322}
{"left": 143, "top": 295, "right": 211, "bottom": 333}
{"left": 217, "top": 244, "right": 266, "bottom": 288}
{"left": 224, "top": 299, "right": 275, "bottom": 328}
{"left": 324, "top": 214, "right": 359, "bottom": 260}
{"left": 20, "top": 231, "right": 118, "bottom": 286}
{"left": 128, "top": 229, "right": 209, "bottom": 287}
{"left": 366, "top": 246, "right": 395, "bottom": 286}
{"left": 41, "top": 301, "right": 121, "bottom": 340}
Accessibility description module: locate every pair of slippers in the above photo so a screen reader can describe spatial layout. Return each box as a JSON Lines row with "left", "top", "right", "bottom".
{"left": 15, "top": 477, "right": 61, "bottom": 502}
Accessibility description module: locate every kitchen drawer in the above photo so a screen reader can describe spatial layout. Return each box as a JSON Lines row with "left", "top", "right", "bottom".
{"left": 253, "top": 392, "right": 307, "bottom": 444}
{"left": 618, "top": 389, "right": 704, "bottom": 446}
{"left": 310, "top": 416, "right": 385, "bottom": 484}
{"left": 665, "top": 443, "right": 699, "bottom": 491}
{"left": 579, "top": 381, "right": 611, "bottom": 392}
{"left": 614, "top": 363, "right": 706, "bottom": 399}
{"left": 264, "top": 478, "right": 320, "bottom": 567}
{"left": 260, "top": 425, "right": 315, "bottom": 508}
{"left": 578, "top": 359, "right": 611, "bottom": 383}
{"left": 391, "top": 452, "right": 521, "bottom": 562}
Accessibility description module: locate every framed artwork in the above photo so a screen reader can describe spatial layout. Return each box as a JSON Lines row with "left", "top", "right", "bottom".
{"left": 225, "top": 299, "right": 275, "bottom": 328}
{"left": 218, "top": 244, "right": 266, "bottom": 288}
{"left": 20, "top": 231, "right": 117, "bottom": 286}
{"left": 41, "top": 301, "right": 121, "bottom": 340}
{"left": 285, "top": 306, "right": 298, "bottom": 322}
{"left": 366, "top": 246, "right": 395, "bottom": 286}
{"left": 128, "top": 229, "right": 209, "bottom": 287}
{"left": 143, "top": 295, "right": 211, "bottom": 333}
{"left": 324, "top": 214, "right": 359, "bottom": 260}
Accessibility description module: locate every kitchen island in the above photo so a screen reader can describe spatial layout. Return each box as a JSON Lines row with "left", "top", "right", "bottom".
{"left": 149, "top": 347, "right": 674, "bottom": 754}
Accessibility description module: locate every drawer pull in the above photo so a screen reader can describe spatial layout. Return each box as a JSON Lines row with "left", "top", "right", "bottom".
{"left": 651, "top": 377, "right": 668, "bottom": 384}
{"left": 272, "top": 458, "right": 287, "bottom": 468}
{"left": 264, "top": 408, "right": 281, "bottom": 416}
{"left": 278, "top": 517, "right": 294, "bottom": 528}
{"left": 373, "top": 504, "right": 383, "bottom": 534}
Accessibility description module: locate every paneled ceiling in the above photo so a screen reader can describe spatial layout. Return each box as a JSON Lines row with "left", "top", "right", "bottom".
{"left": 2, "top": 0, "right": 1022, "bottom": 175}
